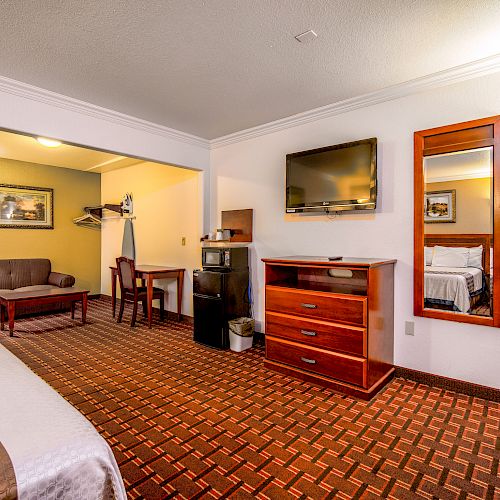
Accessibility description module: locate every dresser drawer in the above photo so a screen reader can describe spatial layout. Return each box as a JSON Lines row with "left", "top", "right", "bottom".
{"left": 266, "top": 337, "right": 366, "bottom": 387}
{"left": 266, "top": 286, "right": 367, "bottom": 326}
{"left": 266, "top": 312, "right": 366, "bottom": 357}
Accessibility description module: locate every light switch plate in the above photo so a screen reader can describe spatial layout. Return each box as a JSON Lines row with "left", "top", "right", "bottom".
{"left": 405, "top": 321, "right": 415, "bottom": 336}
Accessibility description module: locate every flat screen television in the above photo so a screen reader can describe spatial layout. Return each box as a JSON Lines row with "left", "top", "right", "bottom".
{"left": 286, "top": 138, "right": 377, "bottom": 212}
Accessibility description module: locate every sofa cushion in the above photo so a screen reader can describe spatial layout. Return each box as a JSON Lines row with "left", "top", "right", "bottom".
{"left": 48, "top": 272, "right": 75, "bottom": 288}
{"left": 9, "top": 259, "right": 51, "bottom": 289}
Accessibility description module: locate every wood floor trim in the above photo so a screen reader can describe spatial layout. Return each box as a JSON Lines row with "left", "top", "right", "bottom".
{"left": 395, "top": 366, "right": 500, "bottom": 402}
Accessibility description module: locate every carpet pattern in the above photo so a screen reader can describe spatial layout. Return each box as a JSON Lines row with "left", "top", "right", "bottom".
{"left": 1, "top": 298, "right": 499, "bottom": 499}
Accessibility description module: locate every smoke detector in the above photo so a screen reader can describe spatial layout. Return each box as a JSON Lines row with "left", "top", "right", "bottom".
{"left": 295, "top": 30, "right": 318, "bottom": 43}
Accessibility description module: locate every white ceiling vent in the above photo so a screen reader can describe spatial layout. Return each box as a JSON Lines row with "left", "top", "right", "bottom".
{"left": 294, "top": 30, "right": 318, "bottom": 43}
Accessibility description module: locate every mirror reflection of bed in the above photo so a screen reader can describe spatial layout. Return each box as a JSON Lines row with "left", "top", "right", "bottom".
{"left": 424, "top": 234, "right": 492, "bottom": 317}
{"left": 423, "top": 147, "right": 493, "bottom": 318}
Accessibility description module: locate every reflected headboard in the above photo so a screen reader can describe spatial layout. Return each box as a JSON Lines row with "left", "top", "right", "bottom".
{"left": 424, "top": 234, "right": 492, "bottom": 275}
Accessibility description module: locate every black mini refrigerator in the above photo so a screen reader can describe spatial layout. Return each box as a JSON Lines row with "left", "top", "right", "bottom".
{"left": 193, "top": 268, "right": 249, "bottom": 349}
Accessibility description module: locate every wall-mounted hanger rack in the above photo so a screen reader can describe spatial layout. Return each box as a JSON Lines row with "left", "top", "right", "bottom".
{"left": 85, "top": 204, "right": 123, "bottom": 218}
{"left": 75, "top": 194, "right": 135, "bottom": 228}
{"left": 101, "top": 215, "right": 136, "bottom": 220}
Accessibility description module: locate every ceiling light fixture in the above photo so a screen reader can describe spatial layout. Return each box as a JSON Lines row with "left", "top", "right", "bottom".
{"left": 295, "top": 30, "right": 318, "bottom": 43}
{"left": 36, "top": 137, "right": 62, "bottom": 148}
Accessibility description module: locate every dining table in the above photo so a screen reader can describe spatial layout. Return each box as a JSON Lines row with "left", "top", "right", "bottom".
{"left": 110, "top": 264, "right": 185, "bottom": 328}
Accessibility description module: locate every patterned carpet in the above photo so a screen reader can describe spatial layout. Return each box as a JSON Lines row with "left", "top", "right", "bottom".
{"left": 1, "top": 298, "right": 499, "bottom": 500}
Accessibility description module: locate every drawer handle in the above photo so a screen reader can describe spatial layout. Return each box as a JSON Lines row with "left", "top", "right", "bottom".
{"left": 300, "top": 303, "right": 317, "bottom": 309}
{"left": 301, "top": 329, "right": 317, "bottom": 337}
{"left": 300, "top": 357, "right": 317, "bottom": 364}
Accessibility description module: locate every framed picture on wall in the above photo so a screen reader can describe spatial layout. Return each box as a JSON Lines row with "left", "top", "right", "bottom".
{"left": 424, "top": 189, "right": 456, "bottom": 223}
{"left": 0, "top": 184, "right": 54, "bottom": 229}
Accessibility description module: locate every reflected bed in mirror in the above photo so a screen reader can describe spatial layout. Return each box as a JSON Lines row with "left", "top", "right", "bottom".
{"left": 423, "top": 233, "right": 492, "bottom": 317}
{"left": 414, "top": 116, "right": 500, "bottom": 327}
{"left": 424, "top": 148, "right": 492, "bottom": 318}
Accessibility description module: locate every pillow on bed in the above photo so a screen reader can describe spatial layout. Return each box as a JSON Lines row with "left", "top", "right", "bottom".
{"left": 467, "top": 245, "right": 483, "bottom": 269}
{"left": 424, "top": 247, "right": 433, "bottom": 266}
{"left": 431, "top": 246, "right": 469, "bottom": 268}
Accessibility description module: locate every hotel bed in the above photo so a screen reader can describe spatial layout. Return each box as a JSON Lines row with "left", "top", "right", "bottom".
{"left": 424, "top": 234, "right": 491, "bottom": 313}
{"left": 0, "top": 344, "right": 126, "bottom": 500}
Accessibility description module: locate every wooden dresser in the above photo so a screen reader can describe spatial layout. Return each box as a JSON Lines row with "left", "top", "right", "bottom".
{"left": 262, "top": 256, "right": 396, "bottom": 399}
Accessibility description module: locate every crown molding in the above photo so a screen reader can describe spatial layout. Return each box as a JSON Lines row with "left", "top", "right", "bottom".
{"left": 3, "top": 53, "right": 500, "bottom": 152}
{"left": 0, "top": 75, "right": 210, "bottom": 150}
{"left": 211, "top": 53, "right": 500, "bottom": 149}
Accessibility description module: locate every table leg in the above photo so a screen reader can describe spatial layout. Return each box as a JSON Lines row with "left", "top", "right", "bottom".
{"left": 71, "top": 301, "right": 75, "bottom": 319}
{"left": 111, "top": 269, "right": 117, "bottom": 317}
{"left": 0, "top": 304, "right": 4, "bottom": 331}
{"left": 8, "top": 302, "right": 15, "bottom": 337}
{"left": 147, "top": 275, "right": 153, "bottom": 328}
{"left": 82, "top": 294, "right": 88, "bottom": 325}
{"left": 177, "top": 270, "right": 184, "bottom": 321}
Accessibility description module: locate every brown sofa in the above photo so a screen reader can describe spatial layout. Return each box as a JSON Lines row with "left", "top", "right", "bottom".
{"left": 0, "top": 259, "right": 76, "bottom": 315}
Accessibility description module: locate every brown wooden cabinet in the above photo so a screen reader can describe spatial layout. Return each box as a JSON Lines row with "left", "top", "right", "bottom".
{"left": 262, "top": 256, "right": 396, "bottom": 400}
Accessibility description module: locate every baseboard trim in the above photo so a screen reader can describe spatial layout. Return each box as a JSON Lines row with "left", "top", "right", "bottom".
{"left": 98, "top": 294, "right": 193, "bottom": 324}
{"left": 88, "top": 294, "right": 101, "bottom": 300}
{"left": 394, "top": 366, "right": 500, "bottom": 402}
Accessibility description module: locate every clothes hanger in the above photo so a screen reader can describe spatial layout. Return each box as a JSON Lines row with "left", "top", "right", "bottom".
{"left": 73, "top": 213, "right": 99, "bottom": 223}
{"left": 73, "top": 208, "right": 101, "bottom": 226}
{"left": 73, "top": 212, "right": 100, "bottom": 223}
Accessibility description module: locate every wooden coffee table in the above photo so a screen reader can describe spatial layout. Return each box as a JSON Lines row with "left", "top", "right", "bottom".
{"left": 0, "top": 288, "right": 89, "bottom": 337}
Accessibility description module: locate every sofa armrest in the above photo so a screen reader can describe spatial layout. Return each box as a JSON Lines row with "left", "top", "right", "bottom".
{"left": 48, "top": 272, "right": 75, "bottom": 288}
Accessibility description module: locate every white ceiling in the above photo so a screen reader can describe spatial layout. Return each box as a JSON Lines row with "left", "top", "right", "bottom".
{"left": 0, "top": 130, "right": 142, "bottom": 172}
{"left": 1, "top": 1, "right": 500, "bottom": 139}
{"left": 425, "top": 148, "right": 493, "bottom": 183}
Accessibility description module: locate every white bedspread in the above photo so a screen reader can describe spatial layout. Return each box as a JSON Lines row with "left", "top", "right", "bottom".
{"left": 0, "top": 345, "right": 126, "bottom": 500}
{"left": 424, "top": 266, "right": 483, "bottom": 313}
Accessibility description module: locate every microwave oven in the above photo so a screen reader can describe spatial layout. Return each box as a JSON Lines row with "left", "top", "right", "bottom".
{"left": 202, "top": 247, "right": 248, "bottom": 269}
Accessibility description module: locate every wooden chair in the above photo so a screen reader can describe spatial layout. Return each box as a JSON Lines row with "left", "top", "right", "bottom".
{"left": 116, "top": 257, "right": 165, "bottom": 327}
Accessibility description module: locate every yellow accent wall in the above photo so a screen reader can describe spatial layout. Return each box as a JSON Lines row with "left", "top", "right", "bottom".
{"left": 0, "top": 158, "right": 101, "bottom": 293}
{"left": 425, "top": 177, "right": 492, "bottom": 234}
{"left": 100, "top": 161, "right": 202, "bottom": 317}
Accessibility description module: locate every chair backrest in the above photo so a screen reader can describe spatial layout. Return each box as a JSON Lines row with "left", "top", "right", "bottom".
{"left": 116, "top": 256, "right": 137, "bottom": 294}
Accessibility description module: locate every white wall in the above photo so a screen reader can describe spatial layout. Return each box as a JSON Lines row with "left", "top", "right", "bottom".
{"left": 210, "top": 71, "right": 500, "bottom": 388}
{"left": 0, "top": 83, "right": 211, "bottom": 231}
{"left": 101, "top": 162, "right": 201, "bottom": 316}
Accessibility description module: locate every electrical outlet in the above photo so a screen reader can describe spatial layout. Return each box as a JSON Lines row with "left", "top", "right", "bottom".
{"left": 181, "top": 237, "right": 186, "bottom": 246}
{"left": 405, "top": 321, "right": 415, "bottom": 336}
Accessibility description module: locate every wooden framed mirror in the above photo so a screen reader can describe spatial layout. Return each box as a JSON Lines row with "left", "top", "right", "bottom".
{"left": 414, "top": 116, "right": 500, "bottom": 326}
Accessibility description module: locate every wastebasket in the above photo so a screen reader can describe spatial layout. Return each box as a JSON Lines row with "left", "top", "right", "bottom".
{"left": 228, "top": 317, "right": 255, "bottom": 352}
